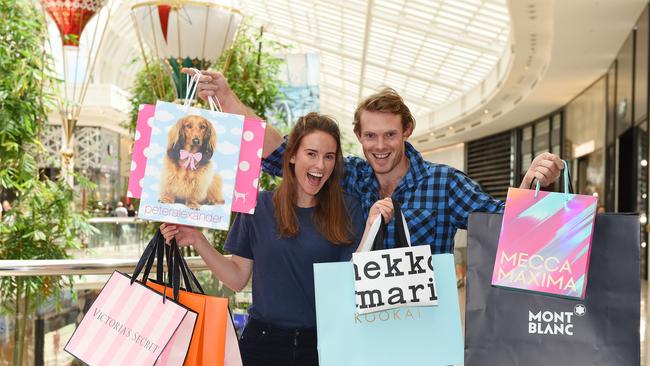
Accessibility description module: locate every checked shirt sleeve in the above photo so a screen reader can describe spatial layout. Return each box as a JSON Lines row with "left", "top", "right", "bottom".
{"left": 341, "top": 155, "right": 368, "bottom": 198}
{"left": 261, "top": 136, "right": 287, "bottom": 177}
{"left": 447, "top": 170, "right": 504, "bottom": 230}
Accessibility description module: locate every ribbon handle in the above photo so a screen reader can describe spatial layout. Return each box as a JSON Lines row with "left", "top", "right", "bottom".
{"left": 534, "top": 159, "right": 572, "bottom": 200}
{"left": 183, "top": 67, "right": 202, "bottom": 112}
{"left": 208, "top": 95, "right": 223, "bottom": 112}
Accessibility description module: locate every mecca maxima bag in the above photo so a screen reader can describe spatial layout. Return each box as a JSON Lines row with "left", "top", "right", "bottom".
{"left": 491, "top": 161, "right": 598, "bottom": 299}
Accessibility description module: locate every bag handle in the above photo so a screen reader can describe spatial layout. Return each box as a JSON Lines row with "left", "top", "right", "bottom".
{"left": 169, "top": 238, "right": 205, "bottom": 295}
{"left": 358, "top": 200, "right": 412, "bottom": 252}
{"left": 133, "top": 229, "right": 206, "bottom": 301}
{"left": 182, "top": 68, "right": 202, "bottom": 112}
{"left": 176, "top": 247, "right": 205, "bottom": 294}
{"left": 207, "top": 95, "right": 223, "bottom": 113}
{"left": 130, "top": 230, "right": 162, "bottom": 286}
{"left": 532, "top": 159, "right": 574, "bottom": 199}
{"left": 129, "top": 229, "right": 178, "bottom": 302}
{"left": 154, "top": 233, "right": 205, "bottom": 295}
{"left": 393, "top": 203, "right": 411, "bottom": 248}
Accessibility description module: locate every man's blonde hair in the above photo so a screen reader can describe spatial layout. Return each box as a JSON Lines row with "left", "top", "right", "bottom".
{"left": 353, "top": 88, "right": 415, "bottom": 134}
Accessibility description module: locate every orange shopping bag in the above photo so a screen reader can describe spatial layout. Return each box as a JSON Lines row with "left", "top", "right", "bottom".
{"left": 148, "top": 282, "right": 228, "bottom": 366}
{"left": 135, "top": 232, "right": 241, "bottom": 366}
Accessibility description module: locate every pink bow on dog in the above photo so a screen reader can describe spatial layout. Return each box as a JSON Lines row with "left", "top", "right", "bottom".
{"left": 179, "top": 149, "right": 202, "bottom": 170}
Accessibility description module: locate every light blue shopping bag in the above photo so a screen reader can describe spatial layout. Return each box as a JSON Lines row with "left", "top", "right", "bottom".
{"left": 314, "top": 205, "right": 464, "bottom": 366}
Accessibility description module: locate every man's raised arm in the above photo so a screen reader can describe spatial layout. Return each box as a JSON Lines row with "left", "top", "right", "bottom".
{"left": 182, "top": 68, "right": 284, "bottom": 159}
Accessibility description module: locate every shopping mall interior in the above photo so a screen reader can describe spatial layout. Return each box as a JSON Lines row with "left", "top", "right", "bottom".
{"left": 0, "top": 0, "right": 649, "bottom": 364}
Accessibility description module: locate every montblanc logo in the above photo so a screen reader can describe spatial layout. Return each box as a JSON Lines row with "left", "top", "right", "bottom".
{"left": 528, "top": 305, "right": 586, "bottom": 336}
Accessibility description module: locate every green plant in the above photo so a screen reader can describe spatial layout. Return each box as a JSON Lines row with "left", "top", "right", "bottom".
{"left": 0, "top": 2, "right": 48, "bottom": 191}
{"left": 0, "top": 2, "right": 96, "bottom": 364}
{"left": 214, "top": 21, "right": 287, "bottom": 120}
{"left": 125, "top": 61, "right": 175, "bottom": 134}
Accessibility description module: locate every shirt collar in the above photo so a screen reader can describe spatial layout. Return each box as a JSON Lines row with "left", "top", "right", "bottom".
{"left": 401, "top": 141, "right": 431, "bottom": 190}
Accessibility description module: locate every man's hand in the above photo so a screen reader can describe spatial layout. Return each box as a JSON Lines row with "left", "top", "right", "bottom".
{"left": 180, "top": 68, "right": 251, "bottom": 117}
{"left": 367, "top": 197, "right": 394, "bottom": 227}
{"left": 520, "top": 152, "right": 564, "bottom": 189}
{"left": 180, "top": 68, "right": 283, "bottom": 156}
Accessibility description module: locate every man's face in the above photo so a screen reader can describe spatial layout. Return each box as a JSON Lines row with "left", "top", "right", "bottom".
{"left": 356, "top": 110, "right": 413, "bottom": 176}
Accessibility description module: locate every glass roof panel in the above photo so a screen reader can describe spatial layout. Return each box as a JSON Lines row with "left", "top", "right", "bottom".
{"left": 240, "top": 0, "right": 509, "bottom": 125}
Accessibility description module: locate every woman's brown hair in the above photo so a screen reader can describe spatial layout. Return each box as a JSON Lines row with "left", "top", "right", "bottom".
{"left": 273, "top": 112, "right": 353, "bottom": 245}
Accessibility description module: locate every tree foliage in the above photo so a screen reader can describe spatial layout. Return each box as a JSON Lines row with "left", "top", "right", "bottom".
{"left": 0, "top": 1, "right": 49, "bottom": 191}
{"left": 215, "top": 21, "right": 287, "bottom": 120}
{"left": 125, "top": 61, "right": 175, "bottom": 134}
{"left": 0, "top": 178, "right": 97, "bottom": 312}
{"left": 0, "top": 1, "right": 97, "bottom": 362}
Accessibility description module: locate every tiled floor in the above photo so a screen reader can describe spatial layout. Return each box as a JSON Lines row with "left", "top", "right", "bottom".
{"left": 457, "top": 280, "right": 649, "bottom": 365}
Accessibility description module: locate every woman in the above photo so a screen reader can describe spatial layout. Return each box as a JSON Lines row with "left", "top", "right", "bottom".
{"left": 161, "top": 113, "right": 392, "bottom": 366}
{"left": 127, "top": 203, "right": 136, "bottom": 217}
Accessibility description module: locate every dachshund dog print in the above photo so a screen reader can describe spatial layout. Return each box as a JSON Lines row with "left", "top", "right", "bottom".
{"left": 138, "top": 102, "right": 244, "bottom": 230}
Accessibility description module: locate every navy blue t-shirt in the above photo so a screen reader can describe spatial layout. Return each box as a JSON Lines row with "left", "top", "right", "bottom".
{"left": 224, "top": 191, "right": 364, "bottom": 328}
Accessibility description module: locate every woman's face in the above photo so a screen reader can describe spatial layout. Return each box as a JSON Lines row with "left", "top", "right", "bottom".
{"left": 290, "top": 130, "right": 338, "bottom": 207}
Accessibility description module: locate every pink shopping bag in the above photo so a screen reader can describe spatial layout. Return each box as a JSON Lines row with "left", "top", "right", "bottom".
{"left": 65, "top": 271, "right": 197, "bottom": 366}
{"left": 127, "top": 104, "right": 155, "bottom": 199}
{"left": 491, "top": 161, "right": 598, "bottom": 299}
{"left": 127, "top": 104, "right": 265, "bottom": 214}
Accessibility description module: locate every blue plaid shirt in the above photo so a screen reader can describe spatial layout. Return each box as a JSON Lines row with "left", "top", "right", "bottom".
{"left": 262, "top": 140, "right": 505, "bottom": 253}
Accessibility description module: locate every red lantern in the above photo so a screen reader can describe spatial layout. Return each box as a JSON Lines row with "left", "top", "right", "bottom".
{"left": 43, "top": 0, "right": 111, "bottom": 186}
{"left": 43, "top": 0, "right": 105, "bottom": 46}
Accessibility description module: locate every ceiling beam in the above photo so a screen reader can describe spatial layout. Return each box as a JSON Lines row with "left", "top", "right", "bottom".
{"left": 358, "top": 0, "right": 374, "bottom": 101}
{"left": 371, "top": 10, "right": 506, "bottom": 56}
{"left": 265, "top": 31, "right": 466, "bottom": 92}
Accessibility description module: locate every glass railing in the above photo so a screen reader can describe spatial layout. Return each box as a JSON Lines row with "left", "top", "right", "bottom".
{"left": 77, "top": 217, "right": 153, "bottom": 259}
{"left": 0, "top": 258, "right": 251, "bottom": 366}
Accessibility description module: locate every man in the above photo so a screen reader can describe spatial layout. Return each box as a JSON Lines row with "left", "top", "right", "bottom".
{"left": 114, "top": 201, "right": 128, "bottom": 217}
{"left": 188, "top": 70, "right": 563, "bottom": 253}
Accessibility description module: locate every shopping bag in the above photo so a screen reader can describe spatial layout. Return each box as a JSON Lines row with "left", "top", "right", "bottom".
{"left": 141, "top": 231, "right": 242, "bottom": 366}
{"left": 64, "top": 235, "right": 198, "bottom": 366}
{"left": 231, "top": 116, "right": 266, "bottom": 214}
{"left": 127, "top": 104, "right": 155, "bottom": 199}
{"left": 128, "top": 102, "right": 265, "bottom": 214}
{"left": 352, "top": 204, "right": 438, "bottom": 314}
{"left": 466, "top": 212, "right": 640, "bottom": 366}
{"left": 136, "top": 94, "right": 244, "bottom": 230}
{"left": 491, "top": 162, "right": 598, "bottom": 299}
{"left": 314, "top": 203, "right": 463, "bottom": 366}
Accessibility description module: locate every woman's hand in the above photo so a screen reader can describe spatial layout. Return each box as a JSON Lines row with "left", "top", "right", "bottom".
{"left": 367, "top": 197, "right": 394, "bottom": 227}
{"left": 159, "top": 223, "right": 206, "bottom": 248}
{"left": 159, "top": 223, "right": 252, "bottom": 292}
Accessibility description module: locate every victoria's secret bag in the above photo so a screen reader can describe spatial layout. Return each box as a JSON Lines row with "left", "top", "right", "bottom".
{"left": 65, "top": 232, "right": 197, "bottom": 365}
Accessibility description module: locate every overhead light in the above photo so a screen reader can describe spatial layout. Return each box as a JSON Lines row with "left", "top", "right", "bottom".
{"left": 592, "top": 192, "right": 599, "bottom": 197}
{"left": 642, "top": 242, "right": 647, "bottom": 248}
{"left": 429, "top": 132, "right": 435, "bottom": 136}
{"left": 640, "top": 214, "right": 648, "bottom": 224}
{"left": 643, "top": 193, "right": 647, "bottom": 199}
{"left": 641, "top": 159, "right": 648, "bottom": 167}
{"left": 483, "top": 109, "right": 489, "bottom": 114}
{"left": 448, "top": 126, "right": 454, "bottom": 131}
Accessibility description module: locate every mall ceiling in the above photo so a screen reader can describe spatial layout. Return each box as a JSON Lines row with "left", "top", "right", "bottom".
{"left": 62, "top": 0, "right": 648, "bottom": 148}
